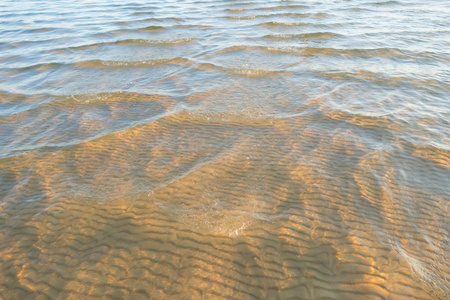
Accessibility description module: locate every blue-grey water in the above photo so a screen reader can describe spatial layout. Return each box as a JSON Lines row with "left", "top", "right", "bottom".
{"left": 0, "top": 0, "right": 449, "bottom": 299}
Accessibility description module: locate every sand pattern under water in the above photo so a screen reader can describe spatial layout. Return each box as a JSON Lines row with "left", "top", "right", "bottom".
{"left": 0, "top": 0, "right": 449, "bottom": 299}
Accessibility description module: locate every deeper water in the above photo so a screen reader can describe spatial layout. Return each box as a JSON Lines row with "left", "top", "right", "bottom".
{"left": 0, "top": 0, "right": 449, "bottom": 299}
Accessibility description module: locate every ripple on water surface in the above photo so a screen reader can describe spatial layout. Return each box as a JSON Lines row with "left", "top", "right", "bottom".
{"left": 0, "top": 0, "right": 449, "bottom": 299}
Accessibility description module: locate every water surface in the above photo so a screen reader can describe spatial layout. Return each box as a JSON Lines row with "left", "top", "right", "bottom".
{"left": 0, "top": 0, "right": 449, "bottom": 299}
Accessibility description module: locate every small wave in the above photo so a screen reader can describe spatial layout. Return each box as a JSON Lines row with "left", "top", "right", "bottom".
{"left": 372, "top": 0, "right": 402, "bottom": 5}
{"left": 258, "top": 21, "right": 315, "bottom": 28}
{"left": 0, "top": 92, "right": 179, "bottom": 159}
{"left": 278, "top": 12, "right": 331, "bottom": 18}
{"left": 0, "top": 38, "right": 60, "bottom": 51}
{"left": 49, "top": 38, "right": 197, "bottom": 53}
{"left": 263, "top": 32, "right": 339, "bottom": 40}
{"left": 66, "top": 91, "right": 174, "bottom": 105}
{"left": 256, "top": 4, "right": 310, "bottom": 10}
{"left": 137, "top": 24, "right": 211, "bottom": 31}
{"left": 195, "top": 62, "right": 285, "bottom": 77}
{"left": 4, "top": 58, "right": 193, "bottom": 73}
{"left": 217, "top": 45, "right": 439, "bottom": 60}
{"left": 312, "top": 70, "right": 445, "bottom": 88}
{"left": 149, "top": 17, "right": 183, "bottom": 22}
{"left": 4, "top": 62, "right": 65, "bottom": 73}
{"left": 138, "top": 25, "right": 167, "bottom": 32}
{"left": 301, "top": 47, "right": 441, "bottom": 60}
{"left": 214, "top": 45, "right": 271, "bottom": 54}
{"left": 22, "top": 27, "right": 57, "bottom": 34}
{"left": 74, "top": 58, "right": 192, "bottom": 69}
{"left": 224, "top": 12, "right": 328, "bottom": 20}
{"left": 129, "top": 11, "right": 155, "bottom": 16}
{"left": 49, "top": 36, "right": 198, "bottom": 54}
{"left": 173, "top": 24, "right": 212, "bottom": 29}
{"left": 0, "top": 91, "right": 54, "bottom": 117}
{"left": 224, "top": 15, "right": 258, "bottom": 20}
{"left": 113, "top": 38, "right": 197, "bottom": 45}
{"left": 226, "top": 68, "right": 285, "bottom": 77}
{"left": 224, "top": 8, "right": 247, "bottom": 13}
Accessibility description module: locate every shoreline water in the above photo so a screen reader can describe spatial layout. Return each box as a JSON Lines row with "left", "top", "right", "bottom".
{"left": 0, "top": 0, "right": 449, "bottom": 298}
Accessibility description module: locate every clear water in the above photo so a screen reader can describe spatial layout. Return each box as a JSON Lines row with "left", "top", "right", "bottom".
{"left": 0, "top": 0, "right": 449, "bottom": 299}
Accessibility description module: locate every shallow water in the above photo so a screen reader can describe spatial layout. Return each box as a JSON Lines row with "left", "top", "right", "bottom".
{"left": 0, "top": 0, "right": 449, "bottom": 299}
